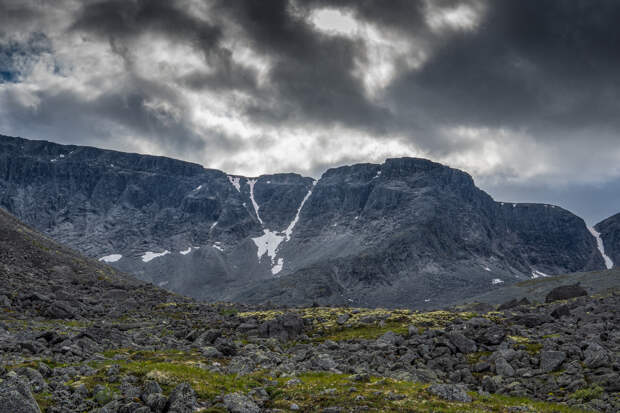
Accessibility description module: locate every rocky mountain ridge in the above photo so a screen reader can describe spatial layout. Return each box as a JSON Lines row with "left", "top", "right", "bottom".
{"left": 0, "top": 134, "right": 613, "bottom": 308}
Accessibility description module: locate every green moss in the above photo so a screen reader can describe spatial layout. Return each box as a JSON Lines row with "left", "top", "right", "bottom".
{"left": 34, "top": 391, "right": 54, "bottom": 410}
{"left": 569, "top": 385, "right": 604, "bottom": 402}
{"left": 466, "top": 351, "right": 492, "bottom": 365}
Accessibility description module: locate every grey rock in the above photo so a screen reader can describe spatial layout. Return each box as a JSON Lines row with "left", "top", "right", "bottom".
{"left": 545, "top": 284, "right": 588, "bottom": 303}
{"left": 0, "top": 372, "right": 42, "bottom": 413}
{"left": 166, "top": 383, "right": 197, "bottom": 413}
{"left": 222, "top": 392, "right": 260, "bottom": 413}
{"left": 447, "top": 332, "right": 477, "bottom": 354}
{"left": 584, "top": 343, "right": 610, "bottom": 369}
{"left": 540, "top": 351, "right": 567, "bottom": 372}
{"left": 336, "top": 314, "right": 350, "bottom": 325}
{"left": 427, "top": 383, "right": 472, "bottom": 402}
{"left": 494, "top": 357, "right": 515, "bottom": 377}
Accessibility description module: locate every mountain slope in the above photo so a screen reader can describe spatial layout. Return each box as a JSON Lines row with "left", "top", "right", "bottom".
{"left": 0, "top": 207, "right": 178, "bottom": 319}
{"left": 0, "top": 134, "right": 607, "bottom": 307}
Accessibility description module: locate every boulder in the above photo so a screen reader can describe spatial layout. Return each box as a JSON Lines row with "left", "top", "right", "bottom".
{"left": 0, "top": 372, "right": 42, "bottom": 413}
{"left": 166, "top": 383, "right": 197, "bottom": 413}
{"left": 447, "top": 332, "right": 477, "bottom": 354}
{"left": 545, "top": 284, "right": 587, "bottom": 303}
{"left": 222, "top": 392, "right": 260, "bottom": 413}
{"left": 427, "top": 383, "right": 472, "bottom": 402}
{"left": 584, "top": 342, "right": 610, "bottom": 369}
{"left": 540, "top": 351, "right": 567, "bottom": 372}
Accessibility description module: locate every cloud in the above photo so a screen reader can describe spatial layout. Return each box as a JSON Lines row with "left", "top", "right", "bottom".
{"left": 1, "top": 0, "right": 620, "bottom": 224}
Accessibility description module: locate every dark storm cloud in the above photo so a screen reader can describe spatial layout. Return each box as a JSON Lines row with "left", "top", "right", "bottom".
{"left": 1, "top": 0, "right": 620, "bottom": 224}
{"left": 388, "top": 0, "right": 620, "bottom": 136}
{"left": 211, "top": 0, "right": 392, "bottom": 130}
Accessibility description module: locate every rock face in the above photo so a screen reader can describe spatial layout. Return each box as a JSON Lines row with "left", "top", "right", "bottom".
{"left": 0, "top": 134, "right": 607, "bottom": 308}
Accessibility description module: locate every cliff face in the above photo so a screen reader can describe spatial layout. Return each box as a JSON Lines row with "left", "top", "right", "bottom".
{"left": 0, "top": 134, "right": 605, "bottom": 307}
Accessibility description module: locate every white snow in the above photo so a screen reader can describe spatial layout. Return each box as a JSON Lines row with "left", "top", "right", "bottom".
{"left": 424, "top": 299, "right": 431, "bottom": 302}
{"left": 272, "top": 258, "right": 284, "bottom": 275}
{"left": 252, "top": 229, "right": 285, "bottom": 261}
{"left": 210, "top": 221, "right": 218, "bottom": 230}
{"left": 283, "top": 181, "right": 316, "bottom": 241}
{"left": 491, "top": 278, "right": 504, "bottom": 285}
{"left": 99, "top": 254, "right": 122, "bottom": 263}
{"left": 484, "top": 266, "right": 491, "bottom": 272}
{"left": 354, "top": 216, "right": 359, "bottom": 220}
{"left": 228, "top": 175, "right": 241, "bottom": 192}
{"left": 180, "top": 247, "right": 192, "bottom": 255}
{"left": 59, "top": 154, "right": 65, "bottom": 158}
{"left": 372, "top": 170, "right": 382, "bottom": 179}
{"left": 142, "top": 250, "right": 170, "bottom": 262}
{"left": 247, "top": 179, "right": 263, "bottom": 225}
{"left": 250, "top": 180, "right": 317, "bottom": 276}
{"left": 213, "top": 243, "right": 224, "bottom": 252}
{"left": 531, "top": 269, "right": 550, "bottom": 279}
{"left": 193, "top": 185, "right": 202, "bottom": 192}
{"left": 158, "top": 281, "right": 169, "bottom": 287}
{"left": 512, "top": 203, "right": 517, "bottom": 208}
{"left": 588, "top": 227, "right": 614, "bottom": 269}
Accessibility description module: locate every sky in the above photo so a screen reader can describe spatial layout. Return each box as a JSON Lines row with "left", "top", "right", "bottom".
{"left": 1, "top": 0, "right": 619, "bottom": 225}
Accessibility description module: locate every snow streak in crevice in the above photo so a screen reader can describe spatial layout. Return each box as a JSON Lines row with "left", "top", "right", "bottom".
{"left": 251, "top": 180, "right": 316, "bottom": 275}
{"left": 588, "top": 227, "right": 614, "bottom": 269}
{"left": 247, "top": 178, "right": 263, "bottom": 225}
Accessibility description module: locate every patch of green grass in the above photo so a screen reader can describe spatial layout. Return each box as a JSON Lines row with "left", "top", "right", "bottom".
{"left": 34, "top": 391, "right": 54, "bottom": 410}
{"left": 317, "top": 321, "right": 410, "bottom": 341}
{"left": 264, "top": 371, "right": 589, "bottom": 412}
{"left": 466, "top": 351, "right": 492, "bottom": 365}
{"left": 569, "top": 385, "right": 604, "bottom": 402}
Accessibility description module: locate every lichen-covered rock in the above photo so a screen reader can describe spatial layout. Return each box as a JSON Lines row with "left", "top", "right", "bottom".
{"left": 0, "top": 372, "right": 42, "bottom": 413}
{"left": 427, "top": 383, "right": 472, "bottom": 402}
{"left": 222, "top": 392, "right": 260, "bottom": 413}
{"left": 166, "top": 383, "right": 197, "bottom": 413}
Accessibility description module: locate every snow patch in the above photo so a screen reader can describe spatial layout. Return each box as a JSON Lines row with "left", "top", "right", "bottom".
{"left": 59, "top": 154, "right": 65, "bottom": 158}
{"left": 512, "top": 203, "right": 517, "bottom": 208}
{"left": 588, "top": 227, "right": 614, "bottom": 269}
{"left": 228, "top": 175, "right": 241, "bottom": 192}
{"left": 372, "top": 170, "right": 382, "bottom": 179}
{"left": 424, "top": 299, "right": 431, "bottom": 302}
{"left": 283, "top": 181, "right": 316, "bottom": 241}
{"left": 99, "top": 254, "right": 122, "bottom": 263}
{"left": 213, "top": 243, "right": 223, "bottom": 252}
{"left": 193, "top": 185, "right": 202, "bottom": 192}
{"left": 180, "top": 247, "right": 192, "bottom": 255}
{"left": 491, "top": 278, "right": 504, "bottom": 285}
{"left": 484, "top": 266, "right": 491, "bottom": 272}
{"left": 531, "top": 269, "right": 550, "bottom": 279}
{"left": 247, "top": 178, "right": 263, "bottom": 225}
{"left": 272, "top": 258, "right": 284, "bottom": 275}
{"left": 158, "top": 281, "right": 169, "bottom": 287}
{"left": 210, "top": 221, "right": 218, "bottom": 230}
{"left": 252, "top": 229, "right": 285, "bottom": 261}
{"left": 142, "top": 250, "right": 170, "bottom": 263}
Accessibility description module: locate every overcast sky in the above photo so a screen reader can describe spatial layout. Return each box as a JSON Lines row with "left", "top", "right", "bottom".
{"left": 1, "top": 0, "right": 619, "bottom": 224}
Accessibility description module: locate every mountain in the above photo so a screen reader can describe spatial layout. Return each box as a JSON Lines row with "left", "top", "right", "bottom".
{"left": 0, "top": 134, "right": 607, "bottom": 307}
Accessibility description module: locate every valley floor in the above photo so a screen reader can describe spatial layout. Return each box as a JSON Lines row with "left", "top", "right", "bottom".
{"left": 1, "top": 292, "right": 619, "bottom": 412}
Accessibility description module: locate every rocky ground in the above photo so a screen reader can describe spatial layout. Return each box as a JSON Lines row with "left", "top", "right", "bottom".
{"left": 1, "top": 287, "right": 619, "bottom": 412}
